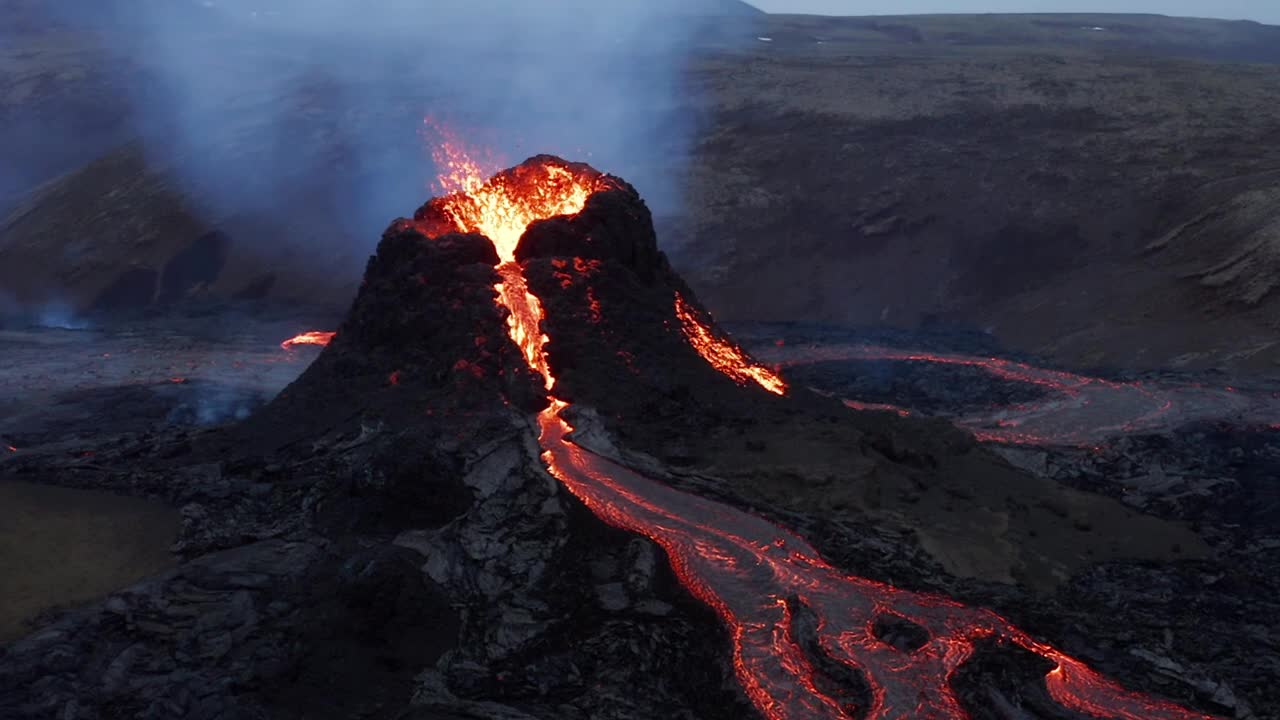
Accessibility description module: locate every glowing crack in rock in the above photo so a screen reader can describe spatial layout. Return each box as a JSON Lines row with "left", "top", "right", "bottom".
{"left": 418, "top": 127, "right": 1215, "bottom": 720}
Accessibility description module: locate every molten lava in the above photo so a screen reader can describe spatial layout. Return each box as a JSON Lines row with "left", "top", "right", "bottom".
{"left": 280, "top": 331, "right": 336, "bottom": 351}
{"left": 675, "top": 293, "right": 787, "bottom": 396}
{"left": 495, "top": 264, "right": 553, "bottom": 390}
{"left": 420, "top": 130, "right": 1214, "bottom": 720}
{"left": 426, "top": 134, "right": 609, "bottom": 264}
{"left": 422, "top": 133, "right": 612, "bottom": 389}
{"left": 540, "top": 406, "right": 1215, "bottom": 720}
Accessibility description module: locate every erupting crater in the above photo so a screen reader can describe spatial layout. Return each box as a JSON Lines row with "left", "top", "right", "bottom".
{"left": 266, "top": 135, "right": 1220, "bottom": 720}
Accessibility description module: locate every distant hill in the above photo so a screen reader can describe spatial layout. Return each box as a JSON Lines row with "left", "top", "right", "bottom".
{"left": 670, "top": 12, "right": 1280, "bottom": 373}
{"left": 735, "top": 13, "right": 1280, "bottom": 63}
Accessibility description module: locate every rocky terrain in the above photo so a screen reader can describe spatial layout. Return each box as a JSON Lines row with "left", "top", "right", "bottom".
{"left": 1, "top": 156, "right": 1274, "bottom": 718}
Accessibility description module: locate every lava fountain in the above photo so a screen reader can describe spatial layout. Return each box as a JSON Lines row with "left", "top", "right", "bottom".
{"left": 413, "top": 131, "right": 1216, "bottom": 720}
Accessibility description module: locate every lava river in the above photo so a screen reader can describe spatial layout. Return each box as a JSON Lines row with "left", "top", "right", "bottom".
{"left": 754, "top": 343, "right": 1280, "bottom": 447}
{"left": 418, "top": 132, "right": 1216, "bottom": 719}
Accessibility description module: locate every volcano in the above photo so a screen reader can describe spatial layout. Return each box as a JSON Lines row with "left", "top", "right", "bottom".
{"left": 0, "top": 154, "right": 1229, "bottom": 720}
{"left": 248, "top": 153, "right": 1216, "bottom": 719}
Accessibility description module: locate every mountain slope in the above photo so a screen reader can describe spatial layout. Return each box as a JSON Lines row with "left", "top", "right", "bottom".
{"left": 667, "top": 13, "right": 1280, "bottom": 373}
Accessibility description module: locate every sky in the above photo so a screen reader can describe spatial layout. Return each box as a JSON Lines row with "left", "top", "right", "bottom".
{"left": 749, "top": 1, "right": 1280, "bottom": 24}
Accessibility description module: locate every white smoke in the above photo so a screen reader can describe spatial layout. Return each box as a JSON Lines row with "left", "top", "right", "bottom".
{"left": 32, "top": 0, "right": 757, "bottom": 251}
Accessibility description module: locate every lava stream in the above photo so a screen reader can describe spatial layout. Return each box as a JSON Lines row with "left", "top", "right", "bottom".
{"left": 676, "top": 293, "right": 787, "bottom": 395}
{"left": 539, "top": 403, "right": 1213, "bottom": 720}
{"left": 423, "top": 132, "right": 1214, "bottom": 720}
{"left": 280, "top": 331, "right": 336, "bottom": 351}
{"left": 761, "top": 343, "right": 1277, "bottom": 446}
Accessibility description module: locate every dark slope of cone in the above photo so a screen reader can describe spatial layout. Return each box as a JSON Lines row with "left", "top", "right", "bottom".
{"left": 517, "top": 177, "right": 811, "bottom": 429}
{"left": 229, "top": 223, "right": 545, "bottom": 454}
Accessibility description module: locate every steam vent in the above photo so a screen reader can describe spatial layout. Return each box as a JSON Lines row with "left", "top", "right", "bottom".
{"left": 0, "top": 156, "right": 1224, "bottom": 720}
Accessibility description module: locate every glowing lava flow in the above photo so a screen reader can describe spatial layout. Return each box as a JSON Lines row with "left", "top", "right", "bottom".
{"left": 541, "top": 406, "right": 1215, "bottom": 720}
{"left": 759, "top": 344, "right": 1279, "bottom": 447}
{"left": 675, "top": 293, "right": 787, "bottom": 396}
{"left": 422, "top": 134, "right": 1214, "bottom": 720}
{"left": 428, "top": 130, "right": 608, "bottom": 265}
{"left": 280, "top": 331, "right": 336, "bottom": 351}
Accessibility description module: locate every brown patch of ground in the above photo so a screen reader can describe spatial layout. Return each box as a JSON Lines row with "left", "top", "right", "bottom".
{"left": 688, "top": 410, "right": 1207, "bottom": 591}
{"left": 0, "top": 479, "right": 179, "bottom": 641}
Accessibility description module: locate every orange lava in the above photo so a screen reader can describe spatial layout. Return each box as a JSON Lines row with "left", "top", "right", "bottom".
{"left": 675, "top": 292, "right": 787, "bottom": 395}
{"left": 421, "top": 127, "right": 1213, "bottom": 720}
{"left": 763, "top": 344, "right": 1280, "bottom": 447}
{"left": 423, "top": 129, "right": 607, "bottom": 392}
{"left": 496, "top": 264, "right": 553, "bottom": 389}
{"left": 426, "top": 130, "right": 606, "bottom": 263}
{"left": 280, "top": 331, "right": 336, "bottom": 351}
{"left": 842, "top": 398, "right": 913, "bottom": 417}
{"left": 539, "top": 405, "right": 1215, "bottom": 720}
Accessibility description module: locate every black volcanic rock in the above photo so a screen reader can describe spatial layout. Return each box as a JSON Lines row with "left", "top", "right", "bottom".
{"left": 516, "top": 182, "right": 666, "bottom": 282}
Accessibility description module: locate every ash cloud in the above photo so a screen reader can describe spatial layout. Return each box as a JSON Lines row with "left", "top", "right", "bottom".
{"left": 27, "top": 0, "right": 756, "bottom": 257}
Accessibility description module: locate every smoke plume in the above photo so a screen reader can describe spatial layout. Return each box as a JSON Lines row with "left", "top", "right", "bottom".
{"left": 22, "top": 0, "right": 756, "bottom": 260}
